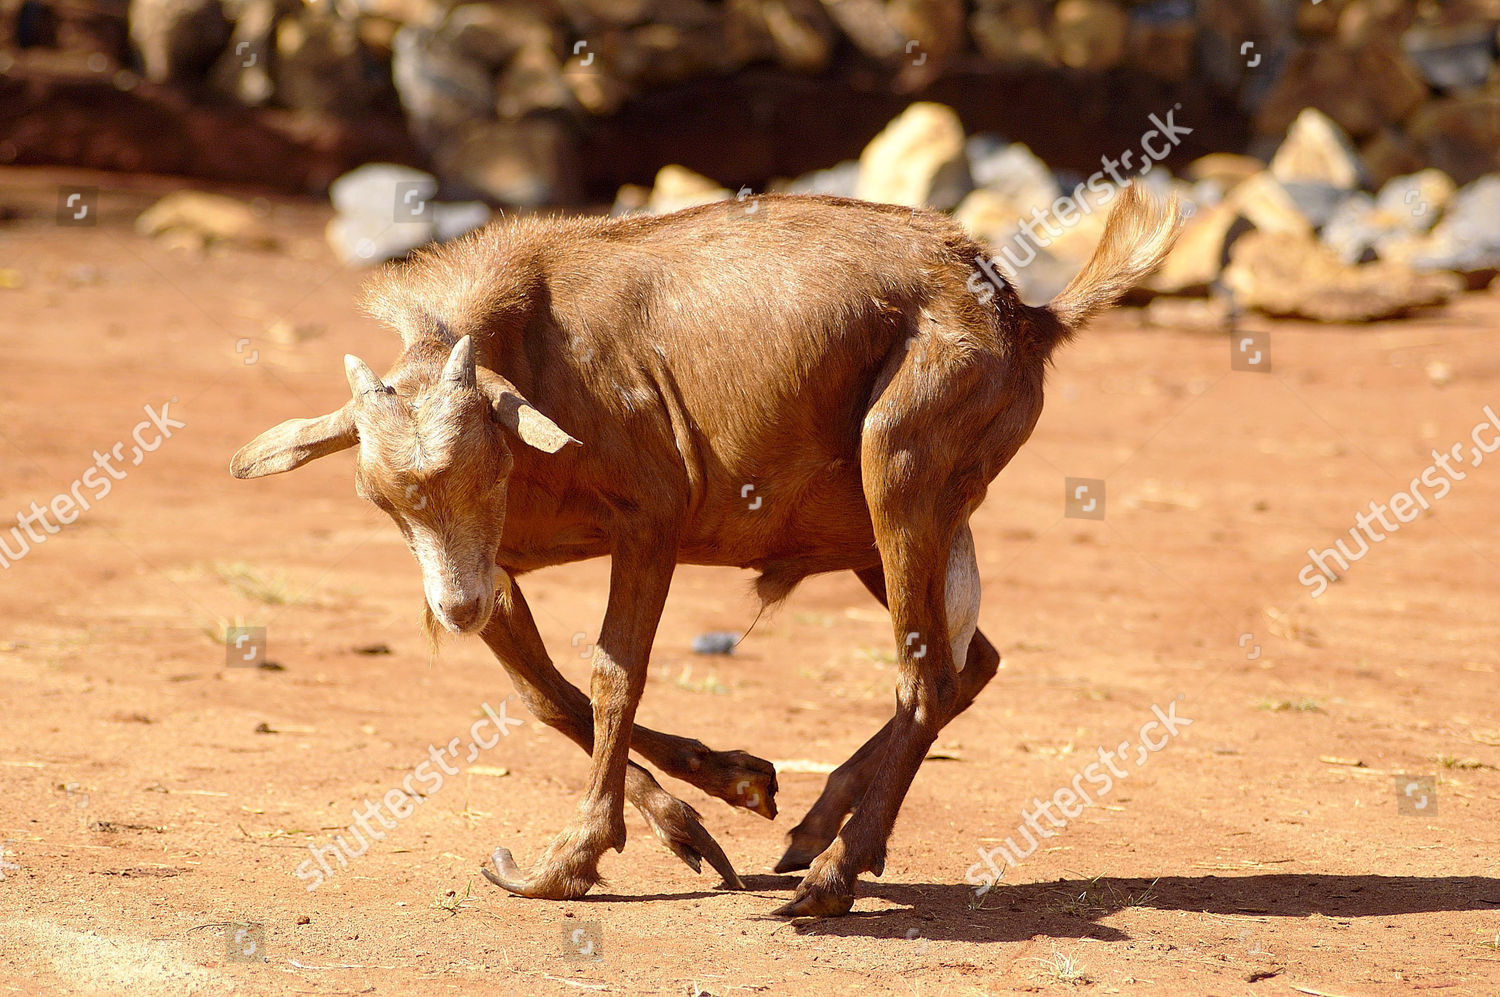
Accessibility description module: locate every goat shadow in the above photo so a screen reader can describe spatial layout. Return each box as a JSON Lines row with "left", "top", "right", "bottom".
{"left": 588, "top": 873, "right": 1500, "bottom": 944}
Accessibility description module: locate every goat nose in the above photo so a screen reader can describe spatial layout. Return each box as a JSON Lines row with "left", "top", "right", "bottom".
{"left": 442, "top": 596, "right": 484, "bottom": 631}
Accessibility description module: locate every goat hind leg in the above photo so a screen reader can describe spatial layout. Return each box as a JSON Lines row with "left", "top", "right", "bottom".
{"left": 775, "top": 550, "right": 999, "bottom": 872}
{"left": 776, "top": 519, "right": 979, "bottom": 916}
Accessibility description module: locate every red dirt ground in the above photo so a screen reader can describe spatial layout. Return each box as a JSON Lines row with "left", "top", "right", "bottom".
{"left": 1, "top": 167, "right": 1498, "bottom": 996}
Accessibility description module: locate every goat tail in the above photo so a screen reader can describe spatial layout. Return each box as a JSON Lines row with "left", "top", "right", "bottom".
{"left": 1043, "top": 182, "right": 1186, "bottom": 338}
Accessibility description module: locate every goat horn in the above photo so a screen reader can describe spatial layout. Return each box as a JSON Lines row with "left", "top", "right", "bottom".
{"left": 442, "top": 335, "right": 477, "bottom": 389}
{"left": 344, "top": 354, "right": 385, "bottom": 397}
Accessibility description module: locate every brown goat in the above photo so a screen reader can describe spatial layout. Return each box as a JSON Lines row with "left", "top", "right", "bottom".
{"left": 231, "top": 185, "right": 1182, "bottom": 916}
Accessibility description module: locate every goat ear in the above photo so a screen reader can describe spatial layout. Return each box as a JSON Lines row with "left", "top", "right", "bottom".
{"left": 230, "top": 404, "right": 357, "bottom": 478}
{"left": 478, "top": 371, "right": 580, "bottom": 454}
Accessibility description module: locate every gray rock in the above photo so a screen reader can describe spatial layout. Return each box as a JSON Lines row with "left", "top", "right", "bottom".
{"left": 391, "top": 23, "right": 495, "bottom": 150}
{"left": 1373, "top": 169, "right": 1455, "bottom": 229}
{"left": 1401, "top": 23, "right": 1496, "bottom": 94}
{"left": 330, "top": 163, "right": 439, "bottom": 222}
{"left": 785, "top": 161, "right": 860, "bottom": 198}
{"left": 433, "top": 201, "right": 491, "bottom": 242}
{"left": 969, "top": 139, "right": 1061, "bottom": 218}
{"left": 1405, "top": 175, "right": 1500, "bottom": 275}
{"left": 129, "top": 0, "right": 231, "bottom": 83}
{"left": 1320, "top": 194, "right": 1384, "bottom": 264}
{"left": 325, "top": 213, "right": 435, "bottom": 267}
{"left": 691, "top": 632, "right": 738, "bottom": 655}
{"left": 1280, "top": 181, "right": 1351, "bottom": 230}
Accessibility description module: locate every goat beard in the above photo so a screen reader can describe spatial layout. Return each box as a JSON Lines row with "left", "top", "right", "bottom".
{"left": 418, "top": 569, "right": 514, "bottom": 660}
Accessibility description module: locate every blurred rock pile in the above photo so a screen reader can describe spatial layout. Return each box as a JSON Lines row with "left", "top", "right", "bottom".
{"left": 5, "top": 0, "right": 1498, "bottom": 203}
{"left": 619, "top": 101, "right": 1495, "bottom": 322}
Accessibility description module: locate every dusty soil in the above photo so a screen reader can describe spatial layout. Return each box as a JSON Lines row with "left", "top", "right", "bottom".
{"left": 1, "top": 166, "right": 1498, "bottom": 997}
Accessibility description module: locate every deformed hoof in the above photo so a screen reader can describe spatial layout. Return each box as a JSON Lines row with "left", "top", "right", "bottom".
{"left": 479, "top": 847, "right": 530, "bottom": 895}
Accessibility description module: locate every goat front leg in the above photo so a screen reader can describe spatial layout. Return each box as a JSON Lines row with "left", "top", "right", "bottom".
{"left": 484, "top": 535, "right": 676, "bottom": 900}
{"left": 480, "top": 581, "right": 776, "bottom": 820}
{"left": 478, "top": 579, "right": 747, "bottom": 888}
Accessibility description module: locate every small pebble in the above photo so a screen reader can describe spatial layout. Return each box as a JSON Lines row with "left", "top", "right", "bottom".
{"left": 691, "top": 632, "right": 739, "bottom": 655}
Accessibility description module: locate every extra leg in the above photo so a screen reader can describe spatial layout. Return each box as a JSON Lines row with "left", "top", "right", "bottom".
{"left": 483, "top": 535, "right": 678, "bottom": 899}
{"left": 776, "top": 540, "right": 1000, "bottom": 872}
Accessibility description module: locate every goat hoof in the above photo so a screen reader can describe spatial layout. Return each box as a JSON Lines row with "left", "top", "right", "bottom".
{"left": 773, "top": 828, "right": 833, "bottom": 873}
{"left": 479, "top": 846, "right": 596, "bottom": 900}
{"left": 772, "top": 886, "right": 855, "bottom": 918}
{"left": 716, "top": 751, "right": 779, "bottom": 820}
{"left": 479, "top": 847, "right": 531, "bottom": 895}
{"left": 646, "top": 797, "right": 746, "bottom": 890}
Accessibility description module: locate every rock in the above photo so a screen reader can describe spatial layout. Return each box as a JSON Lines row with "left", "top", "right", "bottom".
{"left": 330, "top": 163, "right": 438, "bottom": 221}
{"left": 970, "top": 0, "right": 1055, "bottom": 66}
{"left": 1360, "top": 127, "right": 1428, "bottom": 190}
{"left": 390, "top": 23, "right": 494, "bottom": 150}
{"left": 647, "top": 164, "right": 729, "bottom": 213}
{"left": 1336, "top": 0, "right": 1416, "bottom": 46}
{"left": 815, "top": 0, "right": 906, "bottom": 61}
{"left": 1225, "top": 172, "right": 1314, "bottom": 238}
{"left": 128, "top": 0, "right": 231, "bottom": 83}
{"left": 444, "top": 2, "right": 553, "bottom": 67}
{"left": 724, "top": 0, "right": 836, "bottom": 72}
{"left": 611, "top": 183, "right": 651, "bottom": 215}
{"left": 1320, "top": 194, "right": 1387, "bottom": 263}
{"left": 326, "top": 213, "right": 434, "bottom": 267}
{"left": 1401, "top": 22, "right": 1496, "bottom": 93}
{"left": 967, "top": 136, "right": 1061, "bottom": 211}
{"left": 432, "top": 201, "right": 491, "bottom": 242}
{"left": 1050, "top": 0, "right": 1127, "bottom": 72}
{"left": 855, "top": 102, "right": 972, "bottom": 210}
{"left": 209, "top": 0, "right": 276, "bottom": 105}
{"left": 1224, "top": 230, "right": 1462, "bottom": 322}
{"left": 1253, "top": 41, "right": 1426, "bottom": 142}
{"left": 1279, "top": 182, "right": 1351, "bottom": 229}
{"left": 1393, "top": 175, "right": 1500, "bottom": 278}
{"left": 691, "top": 632, "right": 738, "bottom": 655}
{"left": 784, "top": 160, "right": 860, "bottom": 198}
{"left": 1146, "top": 201, "right": 1253, "bottom": 295}
{"left": 888, "top": 0, "right": 966, "bottom": 90}
{"left": 954, "top": 188, "right": 1024, "bottom": 245}
{"left": 1374, "top": 169, "right": 1455, "bottom": 227}
{"left": 433, "top": 119, "right": 582, "bottom": 207}
{"left": 1124, "top": 0, "right": 1197, "bottom": 83}
{"left": 1004, "top": 244, "right": 1079, "bottom": 307}
{"left": 135, "top": 191, "right": 277, "bottom": 250}
{"left": 1269, "top": 108, "right": 1366, "bottom": 191}
{"left": 274, "top": 10, "right": 392, "bottom": 117}
{"left": 1405, "top": 95, "right": 1500, "bottom": 186}
{"left": 495, "top": 42, "right": 574, "bottom": 118}
{"left": 1184, "top": 153, "right": 1264, "bottom": 191}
